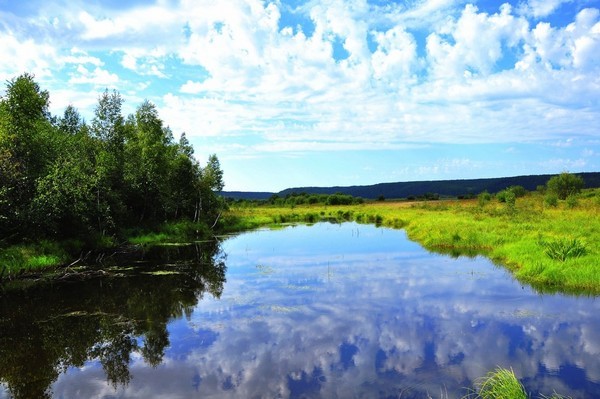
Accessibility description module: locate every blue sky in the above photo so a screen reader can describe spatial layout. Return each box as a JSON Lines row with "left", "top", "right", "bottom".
{"left": 1, "top": 0, "right": 599, "bottom": 192}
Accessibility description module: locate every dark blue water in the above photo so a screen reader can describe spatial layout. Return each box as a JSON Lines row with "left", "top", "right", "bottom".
{"left": 2, "top": 222, "right": 599, "bottom": 398}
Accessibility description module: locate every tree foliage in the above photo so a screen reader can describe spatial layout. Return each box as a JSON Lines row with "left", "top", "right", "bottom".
{"left": 0, "top": 74, "right": 225, "bottom": 243}
{"left": 546, "top": 172, "right": 584, "bottom": 200}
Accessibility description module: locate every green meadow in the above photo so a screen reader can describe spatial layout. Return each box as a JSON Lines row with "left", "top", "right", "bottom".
{"left": 223, "top": 188, "right": 600, "bottom": 295}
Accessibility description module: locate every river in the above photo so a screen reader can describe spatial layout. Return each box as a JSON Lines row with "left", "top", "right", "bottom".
{"left": 1, "top": 222, "right": 599, "bottom": 398}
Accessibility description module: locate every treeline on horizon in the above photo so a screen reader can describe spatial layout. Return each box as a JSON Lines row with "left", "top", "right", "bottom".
{"left": 225, "top": 172, "right": 596, "bottom": 207}
{"left": 0, "top": 73, "right": 224, "bottom": 245}
{"left": 224, "top": 172, "right": 600, "bottom": 202}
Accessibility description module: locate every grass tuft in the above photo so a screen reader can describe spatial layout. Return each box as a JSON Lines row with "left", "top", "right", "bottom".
{"left": 542, "top": 238, "right": 587, "bottom": 262}
{"left": 463, "top": 367, "right": 571, "bottom": 399}
{"left": 464, "top": 367, "right": 527, "bottom": 399}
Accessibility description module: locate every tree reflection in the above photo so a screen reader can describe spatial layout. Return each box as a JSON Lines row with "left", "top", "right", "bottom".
{"left": 0, "top": 240, "right": 226, "bottom": 398}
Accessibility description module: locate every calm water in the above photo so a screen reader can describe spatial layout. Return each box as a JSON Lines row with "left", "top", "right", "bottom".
{"left": 1, "top": 222, "right": 600, "bottom": 398}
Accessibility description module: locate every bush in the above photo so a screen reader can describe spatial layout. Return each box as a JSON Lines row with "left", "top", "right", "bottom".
{"left": 508, "top": 185, "right": 527, "bottom": 198}
{"left": 566, "top": 194, "right": 579, "bottom": 209}
{"left": 547, "top": 172, "right": 584, "bottom": 200}
{"left": 504, "top": 190, "right": 516, "bottom": 212}
{"left": 496, "top": 190, "right": 509, "bottom": 203}
{"left": 497, "top": 186, "right": 526, "bottom": 202}
{"left": 544, "top": 194, "right": 558, "bottom": 207}
{"left": 478, "top": 191, "right": 492, "bottom": 207}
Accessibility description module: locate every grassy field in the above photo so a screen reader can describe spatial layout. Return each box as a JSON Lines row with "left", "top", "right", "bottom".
{"left": 222, "top": 189, "right": 600, "bottom": 295}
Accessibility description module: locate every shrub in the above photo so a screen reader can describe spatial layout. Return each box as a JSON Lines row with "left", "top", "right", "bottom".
{"left": 566, "top": 194, "right": 579, "bottom": 209}
{"left": 546, "top": 172, "right": 584, "bottom": 200}
{"left": 544, "top": 194, "right": 558, "bottom": 208}
{"left": 496, "top": 190, "right": 509, "bottom": 203}
{"left": 503, "top": 190, "right": 516, "bottom": 212}
{"left": 508, "top": 185, "right": 527, "bottom": 198}
{"left": 478, "top": 191, "right": 492, "bottom": 207}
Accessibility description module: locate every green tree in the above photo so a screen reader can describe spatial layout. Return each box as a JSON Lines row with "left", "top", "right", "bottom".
{"left": 0, "top": 74, "right": 54, "bottom": 237}
{"left": 203, "top": 154, "right": 225, "bottom": 192}
{"left": 90, "top": 90, "right": 127, "bottom": 234}
{"left": 546, "top": 172, "right": 584, "bottom": 200}
{"left": 123, "top": 100, "right": 173, "bottom": 222}
{"left": 58, "top": 105, "right": 85, "bottom": 136}
{"left": 196, "top": 154, "right": 225, "bottom": 224}
{"left": 167, "top": 133, "right": 201, "bottom": 219}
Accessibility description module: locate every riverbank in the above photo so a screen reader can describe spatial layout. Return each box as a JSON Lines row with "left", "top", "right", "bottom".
{"left": 222, "top": 189, "right": 600, "bottom": 295}
{"left": 0, "top": 220, "right": 213, "bottom": 282}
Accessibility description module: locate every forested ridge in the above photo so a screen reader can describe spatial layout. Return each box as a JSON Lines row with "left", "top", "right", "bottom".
{"left": 0, "top": 73, "right": 224, "bottom": 246}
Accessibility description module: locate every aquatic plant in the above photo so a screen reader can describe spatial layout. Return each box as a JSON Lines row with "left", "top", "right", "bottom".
{"left": 465, "top": 367, "right": 527, "bottom": 399}
{"left": 463, "top": 367, "right": 572, "bottom": 399}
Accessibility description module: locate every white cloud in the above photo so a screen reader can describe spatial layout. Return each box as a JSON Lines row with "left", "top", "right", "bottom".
{"left": 520, "top": 0, "right": 573, "bottom": 19}
{"left": 69, "top": 65, "right": 119, "bottom": 86}
{"left": 426, "top": 4, "right": 528, "bottom": 79}
{"left": 371, "top": 26, "right": 418, "bottom": 85}
{"left": 179, "top": 80, "right": 204, "bottom": 94}
{"left": 0, "top": 32, "right": 57, "bottom": 80}
{"left": 0, "top": 0, "right": 598, "bottom": 158}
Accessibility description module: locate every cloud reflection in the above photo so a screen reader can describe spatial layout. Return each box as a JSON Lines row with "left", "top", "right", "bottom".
{"left": 50, "top": 223, "right": 600, "bottom": 398}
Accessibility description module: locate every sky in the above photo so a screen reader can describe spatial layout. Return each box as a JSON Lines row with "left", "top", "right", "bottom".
{"left": 0, "top": 0, "right": 599, "bottom": 192}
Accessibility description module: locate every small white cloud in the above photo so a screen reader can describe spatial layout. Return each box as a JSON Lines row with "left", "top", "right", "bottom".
{"left": 520, "top": 0, "right": 573, "bottom": 19}
{"left": 69, "top": 65, "right": 119, "bottom": 86}
{"left": 180, "top": 80, "right": 204, "bottom": 94}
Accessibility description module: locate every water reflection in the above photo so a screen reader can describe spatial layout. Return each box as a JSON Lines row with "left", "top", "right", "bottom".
{"left": 2, "top": 223, "right": 600, "bottom": 398}
{"left": 0, "top": 241, "right": 226, "bottom": 398}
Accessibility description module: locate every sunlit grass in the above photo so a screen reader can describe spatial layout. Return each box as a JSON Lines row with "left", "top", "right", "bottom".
{"left": 0, "top": 241, "right": 68, "bottom": 277}
{"left": 225, "top": 189, "right": 600, "bottom": 294}
{"left": 465, "top": 367, "right": 527, "bottom": 399}
{"left": 463, "top": 367, "right": 572, "bottom": 399}
{"left": 127, "top": 220, "right": 211, "bottom": 245}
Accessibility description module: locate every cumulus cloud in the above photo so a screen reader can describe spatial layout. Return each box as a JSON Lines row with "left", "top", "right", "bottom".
{"left": 520, "top": 0, "right": 573, "bottom": 19}
{"left": 0, "top": 0, "right": 599, "bottom": 161}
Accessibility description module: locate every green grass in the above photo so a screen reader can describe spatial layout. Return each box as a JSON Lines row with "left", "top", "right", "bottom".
{"left": 126, "top": 220, "right": 211, "bottom": 245}
{"left": 464, "top": 367, "right": 571, "bottom": 399}
{"left": 0, "top": 241, "right": 69, "bottom": 277}
{"left": 466, "top": 367, "right": 527, "bottom": 399}
{"left": 225, "top": 189, "right": 600, "bottom": 294}
{"left": 542, "top": 238, "right": 587, "bottom": 262}
{"left": 0, "top": 221, "right": 213, "bottom": 279}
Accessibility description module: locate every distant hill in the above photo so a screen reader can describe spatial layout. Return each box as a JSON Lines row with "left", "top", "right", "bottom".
{"left": 222, "top": 172, "right": 600, "bottom": 200}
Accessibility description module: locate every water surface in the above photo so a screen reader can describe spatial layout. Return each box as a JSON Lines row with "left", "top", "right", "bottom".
{"left": 1, "top": 222, "right": 599, "bottom": 398}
